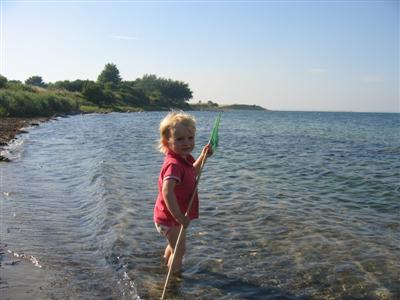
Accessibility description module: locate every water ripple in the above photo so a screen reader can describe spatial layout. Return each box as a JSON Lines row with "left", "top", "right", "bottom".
{"left": 1, "top": 112, "right": 399, "bottom": 299}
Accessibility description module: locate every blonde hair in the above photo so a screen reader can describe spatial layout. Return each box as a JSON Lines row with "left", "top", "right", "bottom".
{"left": 158, "top": 110, "right": 196, "bottom": 154}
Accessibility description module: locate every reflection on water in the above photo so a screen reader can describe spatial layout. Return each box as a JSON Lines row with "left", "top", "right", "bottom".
{"left": 1, "top": 111, "right": 399, "bottom": 299}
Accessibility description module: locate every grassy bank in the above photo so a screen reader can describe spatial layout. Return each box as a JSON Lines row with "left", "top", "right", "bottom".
{"left": 0, "top": 86, "right": 268, "bottom": 118}
{"left": 0, "top": 86, "right": 80, "bottom": 117}
{"left": 0, "top": 85, "right": 170, "bottom": 117}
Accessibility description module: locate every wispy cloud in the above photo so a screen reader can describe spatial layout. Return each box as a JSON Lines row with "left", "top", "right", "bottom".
{"left": 109, "top": 35, "right": 139, "bottom": 41}
{"left": 361, "top": 75, "right": 383, "bottom": 83}
{"left": 308, "top": 67, "right": 328, "bottom": 74}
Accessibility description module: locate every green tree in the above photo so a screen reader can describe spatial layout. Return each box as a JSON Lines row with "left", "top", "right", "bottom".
{"left": 52, "top": 79, "right": 88, "bottom": 92}
{"left": 133, "top": 74, "right": 159, "bottom": 95}
{"left": 82, "top": 81, "right": 104, "bottom": 105}
{"left": 102, "top": 84, "right": 115, "bottom": 105}
{"left": 159, "top": 79, "right": 192, "bottom": 104}
{"left": 25, "top": 76, "right": 46, "bottom": 87}
{"left": 133, "top": 74, "right": 192, "bottom": 107}
{"left": 97, "top": 63, "right": 121, "bottom": 87}
{"left": 8, "top": 80, "right": 22, "bottom": 84}
{"left": 0, "top": 74, "right": 7, "bottom": 88}
{"left": 118, "top": 82, "right": 150, "bottom": 106}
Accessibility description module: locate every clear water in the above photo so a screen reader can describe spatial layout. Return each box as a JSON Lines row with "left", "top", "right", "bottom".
{"left": 1, "top": 111, "right": 399, "bottom": 299}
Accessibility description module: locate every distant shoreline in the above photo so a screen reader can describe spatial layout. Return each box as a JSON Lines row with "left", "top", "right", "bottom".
{"left": 0, "top": 103, "right": 267, "bottom": 158}
{"left": 190, "top": 103, "right": 268, "bottom": 111}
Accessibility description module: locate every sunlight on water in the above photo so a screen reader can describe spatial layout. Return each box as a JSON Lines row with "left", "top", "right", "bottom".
{"left": 1, "top": 111, "right": 399, "bottom": 299}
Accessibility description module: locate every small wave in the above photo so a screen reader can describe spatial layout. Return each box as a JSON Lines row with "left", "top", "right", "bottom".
{"left": 0, "top": 138, "right": 26, "bottom": 161}
{"left": 108, "top": 254, "right": 142, "bottom": 300}
{"left": 120, "top": 271, "right": 142, "bottom": 300}
{"left": 7, "top": 250, "right": 42, "bottom": 268}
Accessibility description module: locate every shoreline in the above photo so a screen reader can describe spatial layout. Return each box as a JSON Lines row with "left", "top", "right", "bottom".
{"left": 0, "top": 117, "right": 52, "bottom": 162}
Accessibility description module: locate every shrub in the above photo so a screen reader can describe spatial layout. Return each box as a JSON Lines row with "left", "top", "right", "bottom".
{"left": 0, "top": 75, "right": 8, "bottom": 88}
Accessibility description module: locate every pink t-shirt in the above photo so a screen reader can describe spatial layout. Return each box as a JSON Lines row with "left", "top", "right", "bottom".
{"left": 153, "top": 150, "right": 199, "bottom": 227}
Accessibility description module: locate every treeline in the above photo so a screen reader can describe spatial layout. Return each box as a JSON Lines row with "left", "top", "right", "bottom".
{"left": 0, "top": 63, "right": 193, "bottom": 117}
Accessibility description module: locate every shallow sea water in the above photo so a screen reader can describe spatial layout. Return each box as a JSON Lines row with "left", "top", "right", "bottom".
{"left": 1, "top": 111, "right": 399, "bottom": 299}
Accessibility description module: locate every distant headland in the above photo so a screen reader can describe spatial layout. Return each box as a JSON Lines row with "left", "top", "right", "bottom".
{"left": 190, "top": 102, "right": 268, "bottom": 111}
{"left": 0, "top": 63, "right": 268, "bottom": 118}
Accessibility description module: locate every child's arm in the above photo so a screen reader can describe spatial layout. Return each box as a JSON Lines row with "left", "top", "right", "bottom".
{"left": 193, "top": 143, "right": 213, "bottom": 175}
{"left": 162, "top": 179, "right": 190, "bottom": 228}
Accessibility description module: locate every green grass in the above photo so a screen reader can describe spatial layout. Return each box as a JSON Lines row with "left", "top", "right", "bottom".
{"left": 0, "top": 88, "right": 80, "bottom": 117}
{"left": 79, "top": 105, "right": 111, "bottom": 114}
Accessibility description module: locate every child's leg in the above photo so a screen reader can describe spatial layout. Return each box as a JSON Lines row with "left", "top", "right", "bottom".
{"left": 165, "top": 226, "right": 186, "bottom": 273}
{"left": 155, "top": 223, "right": 173, "bottom": 263}
{"left": 163, "top": 244, "right": 172, "bottom": 263}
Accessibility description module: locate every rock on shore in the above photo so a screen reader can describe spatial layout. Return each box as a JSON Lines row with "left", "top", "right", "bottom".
{"left": 0, "top": 117, "right": 50, "bottom": 161}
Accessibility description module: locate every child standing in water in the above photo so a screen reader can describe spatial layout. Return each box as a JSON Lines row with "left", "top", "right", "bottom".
{"left": 154, "top": 111, "right": 212, "bottom": 274}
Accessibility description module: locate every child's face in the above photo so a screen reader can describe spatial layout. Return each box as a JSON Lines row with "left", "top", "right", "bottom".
{"left": 167, "top": 123, "right": 195, "bottom": 158}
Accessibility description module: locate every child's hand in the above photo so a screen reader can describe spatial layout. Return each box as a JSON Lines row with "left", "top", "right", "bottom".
{"left": 202, "top": 143, "right": 213, "bottom": 158}
{"left": 177, "top": 214, "right": 190, "bottom": 228}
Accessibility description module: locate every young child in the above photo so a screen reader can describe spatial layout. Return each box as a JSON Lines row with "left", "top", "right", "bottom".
{"left": 154, "top": 111, "right": 212, "bottom": 274}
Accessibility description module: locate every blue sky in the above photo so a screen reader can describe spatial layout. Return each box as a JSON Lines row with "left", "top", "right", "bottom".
{"left": 1, "top": 0, "right": 399, "bottom": 112}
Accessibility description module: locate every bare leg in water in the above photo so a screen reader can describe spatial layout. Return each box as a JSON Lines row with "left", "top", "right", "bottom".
{"left": 165, "top": 226, "right": 186, "bottom": 274}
